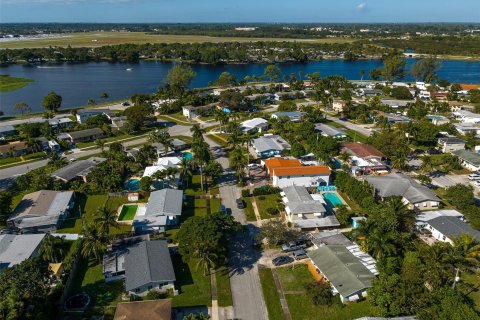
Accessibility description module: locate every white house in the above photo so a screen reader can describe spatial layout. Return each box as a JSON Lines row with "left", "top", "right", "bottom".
{"left": 271, "top": 111, "right": 305, "bottom": 122}
{"left": 437, "top": 136, "right": 466, "bottom": 153}
{"left": 417, "top": 210, "right": 480, "bottom": 244}
{"left": 453, "top": 110, "right": 480, "bottom": 124}
{"left": 332, "top": 100, "right": 348, "bottom": 112}
{"left": 272, "top": 165, "right": 331, "bottom": 188}
{"left": 452, "top": 149, "right": 480, "bottom": 171}
{"left": 240, "top": 118, "right": 269, "bottom": 134}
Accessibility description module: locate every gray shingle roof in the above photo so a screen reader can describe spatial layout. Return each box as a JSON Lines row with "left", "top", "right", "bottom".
{"left": 124, "top": 241, "right": 176, "bottom": 292}
{"left": 309, "top": 231, "right": 354, "bottom": 247}
{"left": 452, "top": 149, "right": 480, "bottom": 167}
{"left": 67, "top": 128, "right": 103, "bottom": 140}
{"left": 363, "top": 173, "right": 439, "bottom": 204}
{"left": 314, "top": 123, "right": 346, "bottom": 137}
{"left": 283, "top": 186, "right": 327, "bottom": 214}
{"left": 51, "top": 157, "right": 106, "bottom": 181}
{"left": 145, "top": 189, "right": 183, "bottom": 217}
{"left": 428, "top": 216, "right": 480, "bottom": 241}
{"left": 438, "top": 137, "right": 466, "bottom": 145}
{"left": 252, "top": 135, "right": 291, "bottom": 153}
{"left": 0, "top": 234, "right": 45, "bottom": 270}
{"left": 307, "top": 245, "right": 376, "bottom": 298}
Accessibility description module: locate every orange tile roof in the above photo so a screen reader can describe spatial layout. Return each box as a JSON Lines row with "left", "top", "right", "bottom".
{"left": 460, "top": 84, "right": 479, "bottom": 90}
{"left": 264, "top": 158, "right": 302, "bottom": 175}
{"left": 273, "top": 166, "right": 331, "bottom": 177}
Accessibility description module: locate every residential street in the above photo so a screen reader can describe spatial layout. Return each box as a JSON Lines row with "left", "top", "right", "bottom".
{"left": 206, "top": 136, "right": 269, "bottom": 320}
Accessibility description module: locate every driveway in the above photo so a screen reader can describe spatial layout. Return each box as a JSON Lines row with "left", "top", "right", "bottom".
{"left": 206, "top": 136, "right": 269, "bottom": 320}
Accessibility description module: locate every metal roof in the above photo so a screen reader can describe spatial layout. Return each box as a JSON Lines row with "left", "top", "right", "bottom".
{"left": 283, "top": 186, "right": 327, "bottom": 215}
{"left": 428, "top": 216, "right": 480, "bottom": 241}
{"left": 309, "top": 231, "right": 354, "bottom": 247}
{"left": 0, "top": 234, "right": 45, "bottom": 270}
{"left": 307, "top": 245, "right": 376, "bottom": 298}
{"left": 145, "top": 189, "right": 183, "bottom": 217}
{"left": 314, "top": 123, "right": 346, "bottom": 137}
{"left": 0, "top": 125, "right": 15, "bottom": 133}
{"left": 452, "top": 150, "right": 480, "bottom": 167}
{"left": 252, "top": 135, "right": 291, "bottom": 153}
{"left": 124, "top": 241, "right": 176, "bottom": 292}
{"left": 293, "top": 216, "right": 340, "bottom": 229}
{"left": 67, "top": 128, "right": 103, "bottom": 140}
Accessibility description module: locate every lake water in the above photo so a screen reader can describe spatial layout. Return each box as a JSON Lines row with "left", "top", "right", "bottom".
{"left": 1, "top": 58, "right": 479, "bottom": 115}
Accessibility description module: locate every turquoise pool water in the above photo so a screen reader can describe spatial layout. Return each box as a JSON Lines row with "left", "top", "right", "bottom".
{"left": 125, "top": 178, "right": 140, "bottom": 191}
{"left": 426, "top": 115, "right": 445, "bottom": 120}
{"left": 322, "top": 192, "right": 344, "bottom": 208}
{"left": 183, "top": 152, "right": 193, "bottom": 161}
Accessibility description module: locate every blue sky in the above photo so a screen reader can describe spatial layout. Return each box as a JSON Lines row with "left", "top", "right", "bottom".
{"left": 2, "top": 0, "right": 479, "bottom": 23}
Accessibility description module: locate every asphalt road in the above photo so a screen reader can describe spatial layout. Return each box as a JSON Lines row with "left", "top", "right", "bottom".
{"left": 206, "top": 136, "right": 268, "bottom": 320}
{"left": 324, "top": 114, "right": 373, "bottom": 137}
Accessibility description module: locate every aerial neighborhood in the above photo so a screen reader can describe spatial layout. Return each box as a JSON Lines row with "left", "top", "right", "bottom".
{"left": 1, "top": 39, "right": 480, "bottom": 320}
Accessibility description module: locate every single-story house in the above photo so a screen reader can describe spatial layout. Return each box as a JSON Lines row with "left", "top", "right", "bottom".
{"left": 57, "top": 128, "right": 104, "bottom": 144}
{"left": 0, "top": 234, "right": 46, "bottom": 271}
{"left": 271, "top": 111, "right": 305, "bottom": 122}
{"left": 454, "top": 123, "right": 480, "bottom": 137}
{"left": 251, "top": 135, "right": 291, "bottom": 158}
{"left": 51, "top": 157, "right": 107, "bottom": 182}
{"left": 272, "top": 165, "right": 331, "bottom": 188}
{"left": 281, "top": 186, "right": 339, "bottom": 230}
{"left": 110, "top": 116, "right": 128, "bottom": 132}
{"left": 182, "top": 103, "right": 217, "bottom": 119}
{"left": 307, "top": 244, "right": 378, "bottom": 303}
{"left": 103, "top": 235, "right": 149, "bottom": 281}
{"left": 124, "top": 240, "right": 176, "bottom": 296}
{"left": 273, "top": 91, "right": 297, "bottom": 101}
{"left": 309, "top": 231, "right": 354, "bottom": 248}
{"left": 453, "top": 110, "right": 480, "bottom": 124}
{"left": 48, "top": 117, "right": 73, "bottom": 128}
{"left": 417, "top": 210, "right": 480, "bottom": 244}
{"left": 314, "top": 123, "right": 347, "bottom": 139}
{"left": 437, "top": 136, "right": 466, "bottom": 153}
{"left": 76, "top": 108, "right": 117, "bottom": 123}
{"left": 0, "top": 125, "right": 17, "bottom": 138}
{"left": 332, "top": 100, "right": 348, "bottom": 113}
{"left": 8, "top": 190, "right": 75, "bottom": 233}
{"left": 380, "top": 99, "right": 413, "bottom": 108}
{"left": 342, "top": 142, "right": 385, "bottom": 162}
{"left": 363, "top": 173, "right": 440, "bottom": 210}
{"left": 452, "top": 149, "right": 480, "bottom": 171}
{"left": 114, "top": 300, "right": 172, "bottom": 320}
{"left": 357, "top": 88, "right": 383, "bottom": 97}
{"left": 133, "top": 189, "right": 183, "bottom": 232}
{"left": 240, "top": 118, "right": 269, "bottom": 134}
{"left": 263, "top": 158, "right": 302, "bottom": 176}
{"left": 0, "top": 141, "right": 34, "bottom": 158}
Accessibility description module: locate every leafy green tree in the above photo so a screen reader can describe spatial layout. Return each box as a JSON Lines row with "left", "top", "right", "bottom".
{"left": 369, "top": 68, "right": 382, "bottom": 80}
{"left": 381, "top": 54, "right": 406, "bottom": 80}
{"left": 444, "top": 184, "right": 476, "bottom": 210}
{"left": 219, "top": 90, "right": 244, "bottom": 110}
{"left": 124, "top": 103, "right": 153, "bottom": 132}
{"left": 149, "top": 129, "right": 172, "bottom": 155}
{"left": 290, "top": 142, "right": 306, "bottom": 158}
{"left": 139, "top": 176, "right": 152, "bottom": 192}
{"left": 100, "top": 92, "right": 109, "bottom": 99}
{"left": 39, "top": 234, "right": 66, "bottom": 263}
{"left": 14, "top": 102, "right": 30, "bottom": 115}
{"left": 257, "top": 219, "right": 300, "bottom": 246}
{"left": 264, "top": 64, "right": 281, "bottom": 82}
{"left": 335, "top": 205, "right": 354, "bottom": 226}
{"left": 203, "top": 160, "right": 223, "bottom": 187}
{"left": 165, "top": 64, "right": 196, "bottom": 98}
{"left": 229, "top": 146, "right": 248, "bottom": 182}
{"left": 94, "top": 205, "right": 119, "bottom": 237}
{"left": 305, "top": 281, "right": 334, "bottom": 306}
{"left": 0, "top": 192, "right": 12, "bottom": 223}
{"left": 42, "top": 91, "right": 62, "bottom": 113}
{"left": 210, "top": 72, "right": 237, "bottom": 87}
{"left": 81, "top": 223, "right": 107, "bottom": 262}
{"left": 391, "top": 87, "right": 413, "bottom": 100}
{"left": 410, "top": 58, "right": 440, "bottom": 83}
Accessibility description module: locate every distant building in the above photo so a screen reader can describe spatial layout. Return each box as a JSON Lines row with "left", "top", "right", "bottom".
{"left": 76, "top": 108, "right": 117, "bottom": 123}
{"left": 8, "top": 190, "right": 75, "bottom": 233}
{"left": 0, "top": 234, "right": 45, "bottom": 271}
{"left": 133, "top": 189, "right": 183, "bottom": 232}
{"left": 0, "top": 141, "right": 34, "bottom": 158}
{"left": 332, "top": 100, "right": 348, "bottom": 113}
{"left": 307, "top": 244, "right": 378, "bottom": 303}
{"left": 51, "top": 157, "right": 107, "bottom": 182}
{"left": 452, "top": 149, "right": 480, "bottom": 171}
{"left": 453, "top": 110, "right": 480, "bottom": 124}
{"left": 363, "top": 173, "right": 440, "bottom": 210}
{"left": 251, "top": 135, "right": 291, "bottom": 158}
{"left": 342, "top": 142, "right": 385, "bottom": 162}
{"left": 182, "top": 103, "right": 217, "bottom": 119}
{"left": 0, "top": 125, "right": 17, "bottom": 138}
{"left": 124, "top": 241, "right": 176, "bottom": 296}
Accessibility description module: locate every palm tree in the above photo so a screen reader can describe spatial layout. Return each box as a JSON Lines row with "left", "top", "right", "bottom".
{"left": 149, "top": 129, "right": 172, "bottom": 156}
{"left": 81, "top": 223, "right": 107, "bottom": 262}
{"left": 190, "top": 124, "right": 205, "bottom": 141}
{"left": 179, "top": 158, "right": 193, "bottom": 187}
{"left": 100, "top": 92, "right": 109, "bottom": 99}
{"left": 452, "top": 233, "right": 480, "bottom": 268}
{"left": 48, "top": 152, "right": 67, "bottom": 167}
{"left": 229, "top": 146, "right": 248, "bottom": 182}
{"left": 24, "top": 137, "right": 41, "bottom": 152}
{"left": 95, "top": 139, "right": 105, "bottom": 152}
{"left": 39, "top": 234, "right": 65, "bottom": 263}
{"left": 359, "top": 69, "right": 365, "bottom": 82}
{"left": 94, "top": 205, "right": 118, "bottom": 237}
{"left": 338, "top": 151, "right": 351, "bottom": 164}
{"left": 420, "top": 155, "right": 434, "bottom": 174}
{"left": 87, "top": 98, "right": 96, "bottom": 106}
{"left": 14, "top": 102, "right": 30, "bottom": 115}
{"left": 391, "top": 154, "right": 408, "bottom": 171}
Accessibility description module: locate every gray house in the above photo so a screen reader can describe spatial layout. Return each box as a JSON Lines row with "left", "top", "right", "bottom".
{"left": 8, "top": 190, "right": 75, "bottom": 233}
{"left": 251, "top": 135, "right": 291, "bottom": 158}
{"left": 314, "top": 123, "right": 347, "bottom": 139}
{"left": 51, "top": 157, "right": 107, "bottom": 182}
{"left": 124, "top": 240, "right": 176, "bottom": 296}
{"left": 57, "top": 128, "right": 104, "bottom": 144}
{"left": 0, "top": 125, "right": 17, "bottom": 138}
{"left": 271, "top": 111, "right": 306, "bottom": 122}
{"left": 133, "top": 189, "right": 183, "bottom": 232}
{"left": 437, "top": 136, "right": 465, "bottom": 153}
{"left": 0, "top": 234, "right": 46, "bottom": 270}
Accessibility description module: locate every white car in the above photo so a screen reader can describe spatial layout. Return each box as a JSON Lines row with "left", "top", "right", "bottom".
{"left": 468, "top": 174, "right": 480, "bottom": 181}
{"left": 474, "top": 180, "right": 480, "bottom": 187}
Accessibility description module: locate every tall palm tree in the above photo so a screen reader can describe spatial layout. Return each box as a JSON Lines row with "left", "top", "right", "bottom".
{"left": 452, "top": 233, "right": 480, "bottom": 268}
{"left": 94, "top": 205, "right": 119, "bottom": 237}
{"left": 14, "top": 102, "right": 30, "bottom": 115}
{"left": 48, "top": 152, "right": 67, "bottom": 167}
{"left": 81, "top": 223, "right": 107, "bottom": 262}
{"left": 179, "top": 158, "right": 193, "bottom": 187}
{"left": 39, "top": 234, "right": 65, "bottom": 263}
{"left": 229, "top": 146, "right": 248, "bottom": 182}
{"left": 338, "top": 151, "right": 351, "bottom": 164}
{"left": 391, "top": 154, "right": 408, "bottom": 171}
{"left": 149, "top": 129, "right": 172, "bottom": 156}
{"left": 190, "top": 124, "right": 205, "bottom": 141}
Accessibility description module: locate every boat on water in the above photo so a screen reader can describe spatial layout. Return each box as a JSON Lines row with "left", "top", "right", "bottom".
{"left": 126, "top": 68, "right": 133, "bottom": 71}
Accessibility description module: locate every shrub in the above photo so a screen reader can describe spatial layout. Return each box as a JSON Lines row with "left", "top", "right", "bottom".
{"left": 241, "top": 189, "right": 251, "bottom": 198}
{"left": 266, "top": 207, "right": 279, "bottom": 215}
{"left": 258, "top": 196, "right": 266, "bottom": 200}
{"left": 253, "top": 185, "right": 281, "bottom": 196}
{"left": 305, "top": 281, "right": 334, "bottom": 306}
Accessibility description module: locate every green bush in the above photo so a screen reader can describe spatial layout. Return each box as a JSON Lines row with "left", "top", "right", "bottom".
{"left": 241, "top": 189, "right": 251, "bottom": 198}
{"left": 266, "top": 207, "right": 279, "bottom": 215}
{"left": 253, "top": 185, "right": 281, "bottom": 196}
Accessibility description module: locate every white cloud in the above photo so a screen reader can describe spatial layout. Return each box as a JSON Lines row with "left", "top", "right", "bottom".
{"left": 356, "top": 3, "right": 367, "bottom": 11}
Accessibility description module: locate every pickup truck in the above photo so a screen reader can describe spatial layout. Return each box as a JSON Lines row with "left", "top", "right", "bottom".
{"left": 281, "top": 241, "right": 307, "bottom": 252}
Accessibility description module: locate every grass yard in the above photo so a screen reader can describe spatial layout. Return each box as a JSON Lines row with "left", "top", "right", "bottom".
{"left": 1, "top": 32, "right": 355, "bottom": 49}
{"left": 258, "top": 266, "right": 284, "bottom": 320}
{"left": 460, "top": 271, "right": 480, "bottom": 311}
{"left": 206, "top": 134, "right": 228, "bottom": 147}
{"left": 216, "top": 266, "right": 233, "bottom": 307}
{"left": 0, "top": 74, "right": 33, "bottom": 92}
{"left": 275, "top": 264, "right": 374, "bottom": 320}
{"left": 210, "top": 198, "right": 221, "bottom": 213}
{"left": 182, "top": 195, "right": 208, "bottom": 222}
{"left": 184, "top": 175, "right": 207, "bottom": 196}
{"left": 0, "top": 151, "right": 45, "bottom": 167}
{"left": 57, "top": 194, "right": 132, "bottom": 235}
{"left": 69, "top": 257, "right": 125, "bottom": 319}
{"left": 255, "top": 194, "right": 282, "bottom": 220}
{"left": 242, "top": 197, "right": 257, "bottom": 221}
{"left": 344, "top": 129, "right": 369, "bottom": 143}
{"left": 171, "top": 255, "right": 211, "bottom": 307}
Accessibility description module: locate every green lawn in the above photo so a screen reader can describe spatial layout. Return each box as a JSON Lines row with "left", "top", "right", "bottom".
{"left": 0, "top": 151, "right": 45, "bottom": 167}
{"left": 206, "top": 134, "right": 228, "bottom": 147}
{"left": 460, "top": 271, "right": 480, "bottom": 311}
{"left": 210, "top": 198, "right": 221, "bottom": 213}
{"left": 118, "top": 204, "right": 137, "bottom": 221}
{"left": 184, "top": 175, "right": 207, "bottom": 196}
{"left": 258, "top": 266, "right": 284, "bottom": 320}
{"left": 57, "top": 194, "right": 132, "bottom": 235}
{"left": 216, "top": 266, "right": 233, "bottom": 307}
{"left": 242, "top": 197, "right": 257, "bottom": 221}
{"left": 276, "top": 264, "right": 374, "bottom": 320}
{"left": 171, "top": 255, "right": 212, "bottom": 307}
{"left": 255, "top": 194, "right": 282, "bottom": 220}
{"left": 344, "top": 129, "right": 368, "bottom": 143}
{"left": 0, "top": 74, "right": 33, "bottom": 92}
{"left": 75, "top": 129, "right": 152, "bottom": 149}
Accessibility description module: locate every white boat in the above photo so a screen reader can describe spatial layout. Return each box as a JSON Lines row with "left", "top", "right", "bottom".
{"left": 126, "top": 68, "right": 133, "bottom": 71}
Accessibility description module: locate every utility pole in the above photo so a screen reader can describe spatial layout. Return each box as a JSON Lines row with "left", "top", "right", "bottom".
{"left": 452, "top": 268, "right": 460, "bottom": 290}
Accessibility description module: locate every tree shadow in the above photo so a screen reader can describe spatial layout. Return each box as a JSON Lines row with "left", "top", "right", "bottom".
{"left": 227, "top": 224, "right": 262, "bottom": 276}
{"left": 171, "top": 255, "right": 194, "bottom": 292}
{"left": 59, "top": 193, "right": 87, "bottom": 229}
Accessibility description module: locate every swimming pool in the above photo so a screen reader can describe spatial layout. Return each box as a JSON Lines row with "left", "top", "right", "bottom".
{"left": 183, "top": 152, "right": 193, "bottom": 161}
{"left": 118, "top": 205, "right": 138, "bottom": 221}
{"left": 426, "top": 115, "right": 446, "bottom": 120}
{"left": 322, "top": 192, "right": 344, "bottom": 208}
{"left": 125, "top": 178, "right": 140, "bottom": 191}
